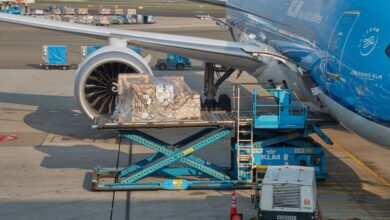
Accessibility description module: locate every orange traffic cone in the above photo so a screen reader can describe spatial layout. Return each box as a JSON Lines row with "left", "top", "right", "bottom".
{"left": 230, "top": 192, "right": 238, "bottom": 216}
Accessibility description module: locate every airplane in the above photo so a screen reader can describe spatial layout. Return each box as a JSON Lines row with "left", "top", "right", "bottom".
{"left": 0, "top": 0, "right": 389, "bottom": 147}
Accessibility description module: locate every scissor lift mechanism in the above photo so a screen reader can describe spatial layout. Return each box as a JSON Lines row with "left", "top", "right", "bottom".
{"left": 92, "top": 112, "right": 254, "bottom": 190}
{"left": 91, "top": 86, "right": 334, "bottom": 191}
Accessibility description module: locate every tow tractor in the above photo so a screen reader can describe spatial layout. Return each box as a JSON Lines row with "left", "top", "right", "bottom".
{"left": 91, "top": 83, "right": 332, "bottom": 191}
{"left": 155, "top": 53, "right": 192, "bottom": 71}
{"left": 0, "top": 1, "right": 24, "bottom": 14}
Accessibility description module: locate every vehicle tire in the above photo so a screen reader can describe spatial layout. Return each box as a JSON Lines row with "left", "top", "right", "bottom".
{"left": 218, "top": 94, "right": 232, "bottom": 112}
{"left": 62, "top": 66, "right": 67, "bottom": 70}
{"left": 176, "top": 63, "right": 184, "bottom": 71}
{"left": 44, "top": 65, "right": 49, "bottom": 70}
{"left": 158, "top": 63, "right": 167, "bottom": 71}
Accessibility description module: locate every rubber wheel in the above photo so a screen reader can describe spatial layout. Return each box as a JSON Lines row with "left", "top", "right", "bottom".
{"left": 176, "top": 63, "right": 184, "bottom": 71}
{"left": 62, "top": 66, "right": 67, "bottom": 70}
{"left": 44, "top": 66, "right": 49, "bottom": 70}
{"left": 218, "top": 94, "right": 232, "bottom": 112}
{"left": 158, "top": 64, "right": 167, "bottom": 71}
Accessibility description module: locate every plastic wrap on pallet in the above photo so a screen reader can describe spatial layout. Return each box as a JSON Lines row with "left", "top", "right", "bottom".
{"left": 109, "top": 16, "right": 123, "bottom": 25}
{"left": 51, "top": 8, "right": 61, "bottom": 15}
{"left": 77, "top": 8, "right": 88, "bottom": 15}
{"left": 77, "top": 15, "right": 93, "bottom": 24}
{"left": 63, "top": 15, "right": 76, "bottom": 23}
{"left": 94, "top": 16, "right": 110, "bottom": 25}
{"left": 114, "top": 8, "right": 124, "bottom": 15}
{"left": 63, "top": 7, "right": 75, "bottom": 15}
{"left": 113, "top": 74, "right": 201, "bottom": 122}
{"left": 98, "top": 8, "right": 111, "bottom": 15}
{"left": 125, "top": 8, "right": 137, "bottom": 15}
{"left": 44, "top": 14, "right": 61, "bottom": 21}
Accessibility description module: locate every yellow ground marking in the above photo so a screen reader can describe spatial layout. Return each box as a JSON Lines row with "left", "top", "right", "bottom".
{"left": 333, "top": 142, "right": 390, "bottom": 188}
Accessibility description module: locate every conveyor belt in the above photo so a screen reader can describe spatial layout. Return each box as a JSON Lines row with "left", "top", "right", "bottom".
{"left": 92, "top": 111, "right": 236, "bottom": 129}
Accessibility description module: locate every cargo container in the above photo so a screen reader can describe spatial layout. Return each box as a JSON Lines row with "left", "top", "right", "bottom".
{"left": 42, "top": 45, "right": 69, "bottom": 70}
{"left": 94, "top": 16, "right": 110, "bottom": 26}
{"left": 122, "top": 14, "right": 136, "bottom": 24}
{"left": 76, "top": 8, "right": 88, "bottom": 15}
{"left": 51, "top": 8, "right": 61, "bottom": 15}
{"left": 144, "top": 15, "right": 154, "bottom": 24}
{"left": 125, "top": 8, "right": 136, "bottom": 15}
{"left": 136, "top": 14, "right": 143, "bottom": 24}
{"left": 63, "top": 7, "right": 75, "bottom": 15}
{"left": 77, "top": 15, "right": 93, "bottom": 24}
{"left": 114, "top": 8, "right": 123, "bottom": 15}
{"left": 44, "top": 15, "right": 61, "bottom": 21}
{"left": 33, "top": 9, "right": 44, "bottom": 15}
{"left": 98, "top": 8, "right": 111, "bottom": 15}
{"left": 63, "top": 15, "right": 76, "bottom": 23}
{"left": 109, "top": 16, "right": 123, "bottom": 25}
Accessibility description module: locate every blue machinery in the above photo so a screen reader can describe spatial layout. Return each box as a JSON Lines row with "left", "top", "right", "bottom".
{"left": 92, "top": 86, "right": 333, "bottom": 191}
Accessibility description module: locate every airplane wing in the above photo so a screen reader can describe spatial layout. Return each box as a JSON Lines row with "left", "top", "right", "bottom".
{"left": 192, "top": 0, "right": 227, "bottom": 6}
{"left": 0, "top": 13, "right": 290, "bottom": 72}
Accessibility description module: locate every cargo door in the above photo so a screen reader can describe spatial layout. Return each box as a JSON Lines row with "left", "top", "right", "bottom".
{"left": 326, "top": 11, "right": 360, "bottom": 75}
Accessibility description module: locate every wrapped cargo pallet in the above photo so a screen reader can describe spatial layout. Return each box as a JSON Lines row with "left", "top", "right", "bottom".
{"left": 77, "top": 15, "right": 93, "bottom": 24}
{"left": 51, "top": 9, "right": 61, "bottom": 15}
{"left": 94, "top": 16, "right": 110, "bottom": 25}
{"left": 63, "top": 7, "right": 75, "bottom": 15}
{"left": 114, "top": 8, "right": 124, "bottom": 15}
{"left": 98, "top": 8, "right": 111, "bottom": 15}
{"left": 114, "top": 74, "right": 201, "bottom": 122}
{"left": 63, "top": 15, "right": 76, "bottom": 23}
{"left": 77, "top": 8, "right": 88, "bottom": 15}
{"left": 125, "top": 8, "right": 137, "bottom": 15}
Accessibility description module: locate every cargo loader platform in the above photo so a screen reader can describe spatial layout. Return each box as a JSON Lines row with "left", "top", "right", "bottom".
{"left": 91, "top": 85, "right": 334, "bottom": 191}
{"left": 92, "top": 111, "right": 239, "bottom": 129}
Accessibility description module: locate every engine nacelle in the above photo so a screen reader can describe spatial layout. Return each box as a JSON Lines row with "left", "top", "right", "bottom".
{"left": 74, "top": 46, "right": 153, "bottom": 119}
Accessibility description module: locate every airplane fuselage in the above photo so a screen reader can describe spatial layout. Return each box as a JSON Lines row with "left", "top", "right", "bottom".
{"left": 225, "top": 0, "right": 390, "bottom": 146}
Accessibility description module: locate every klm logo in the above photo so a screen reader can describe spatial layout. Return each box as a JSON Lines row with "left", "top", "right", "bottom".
{"left": 261, "top": 154, "right": 281, "bottom": 160}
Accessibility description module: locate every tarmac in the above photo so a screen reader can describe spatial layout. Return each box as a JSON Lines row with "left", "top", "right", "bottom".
{"left": 0, "top": 16, "right": 389, "bottom": 220}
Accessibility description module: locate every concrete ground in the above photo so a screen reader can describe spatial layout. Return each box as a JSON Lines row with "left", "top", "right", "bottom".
{"left": 0, "top": 16, "right": 389, "bottom": 220}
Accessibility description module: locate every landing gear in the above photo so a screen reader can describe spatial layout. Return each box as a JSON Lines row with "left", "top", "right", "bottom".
{"left": 203, "top": 62, "right": 235, "bottom": 112}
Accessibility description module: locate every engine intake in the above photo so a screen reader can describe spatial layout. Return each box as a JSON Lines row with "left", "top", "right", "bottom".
{"left": 74, "top": 46, "right": 153, "bottom": 119}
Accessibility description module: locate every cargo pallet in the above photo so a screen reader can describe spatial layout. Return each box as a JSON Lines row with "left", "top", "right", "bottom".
{"left": 91, "top": 84, "right": 333, "bottom": 191}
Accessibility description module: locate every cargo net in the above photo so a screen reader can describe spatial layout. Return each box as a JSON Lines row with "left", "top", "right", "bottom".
{"left": 112, "top": 73, "right": 201, "bottom": 123}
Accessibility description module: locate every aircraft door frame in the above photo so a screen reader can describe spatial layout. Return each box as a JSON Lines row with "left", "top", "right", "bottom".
{"left": 326, "top": 11, "right": 360, "bottom": 75}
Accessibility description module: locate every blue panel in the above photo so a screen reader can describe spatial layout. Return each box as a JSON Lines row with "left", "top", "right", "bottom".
{"left": 47, "top": 45, "right": 67, "bottom": 65}
{"left": 86, "top": 46, "right": 103, "bottom": 57}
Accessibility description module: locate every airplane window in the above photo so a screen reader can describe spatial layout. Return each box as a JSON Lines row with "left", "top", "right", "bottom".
{"left": 386, "top": 44, "right": 390, "bottom": 58}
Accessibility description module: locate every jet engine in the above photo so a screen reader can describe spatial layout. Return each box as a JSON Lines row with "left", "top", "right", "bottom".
{"left": 74, "top": 46, "right": 153, "bottom": 119}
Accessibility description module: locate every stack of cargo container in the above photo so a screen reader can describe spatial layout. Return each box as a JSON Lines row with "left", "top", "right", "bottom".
{"left": 25, "top": 6, "right": 153, "bottom": 25}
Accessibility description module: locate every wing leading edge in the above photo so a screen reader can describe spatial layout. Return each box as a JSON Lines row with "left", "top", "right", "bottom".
{"left": 0, "top": 13, "right": 283, "bottom": 72}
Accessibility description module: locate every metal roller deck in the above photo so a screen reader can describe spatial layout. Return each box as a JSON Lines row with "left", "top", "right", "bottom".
{"left": 92, "top": 111, "right": 238, "bottom": 129}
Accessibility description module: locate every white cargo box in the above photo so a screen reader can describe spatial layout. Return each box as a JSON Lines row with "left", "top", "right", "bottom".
{"left": 33, "top": 9, "right": 44, "bottom": 15}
